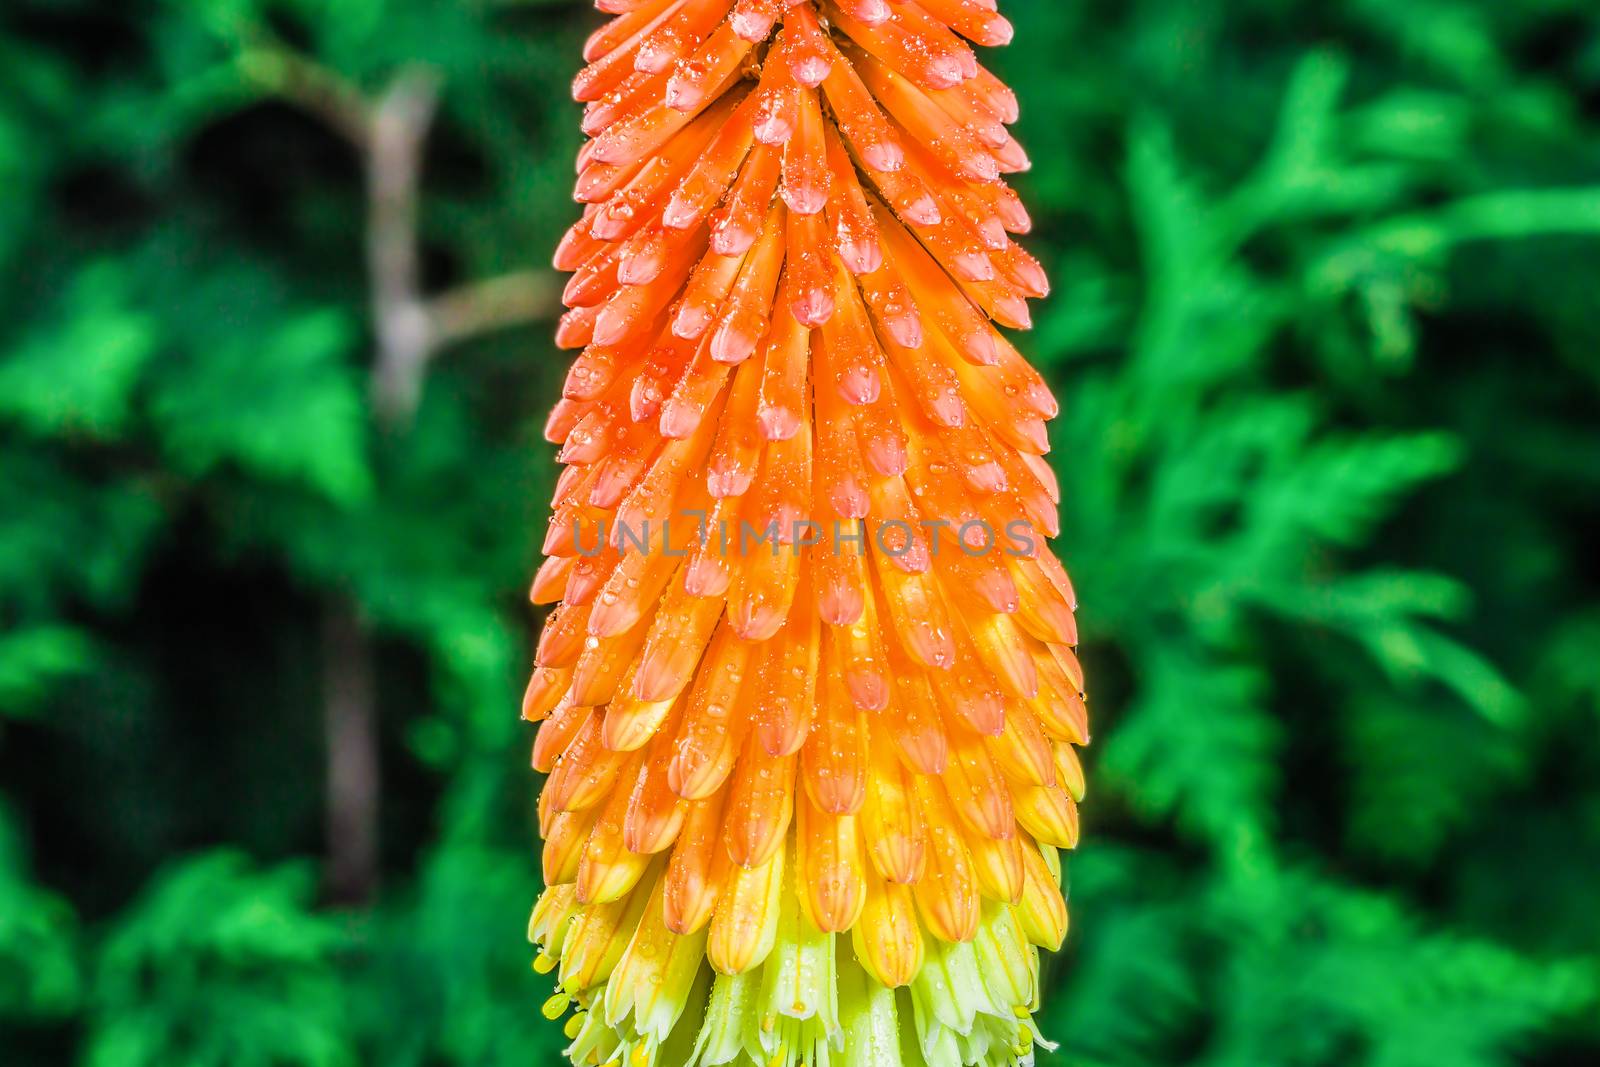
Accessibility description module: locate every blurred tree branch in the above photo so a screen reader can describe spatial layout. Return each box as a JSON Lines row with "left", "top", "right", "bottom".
{"left": 232, "top": 37, "right": 559, "bottom": 904}
{"left": 234, "top": 40, "right": 560, "bottom": 426}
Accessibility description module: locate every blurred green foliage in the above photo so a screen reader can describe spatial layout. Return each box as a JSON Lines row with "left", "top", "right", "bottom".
{"left": 1, "top": 1, "right": 1598, "bottom": 1065}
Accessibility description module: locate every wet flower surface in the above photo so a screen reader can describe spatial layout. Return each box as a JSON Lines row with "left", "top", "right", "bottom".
{"left": 526, "top": 3, "right": 1085, "bottom": 1064}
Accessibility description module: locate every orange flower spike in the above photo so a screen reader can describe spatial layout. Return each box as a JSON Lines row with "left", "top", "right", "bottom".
{"left": 852, "top": 873, "right": 924, "bottom": 988}
{"left": 634, "top": 0, "right": 728, "bottom": 74}
{"left": 575, "top": 755, "right": 655, "bottom": 904}
{"left": 870, "top": 551, "right": 956, "bottom": 669}
{"left": 662, "top": 790, "right": 731, "bottom": 935}
{"left": 723, "top": 730, "right": 798, "bottom": 868}
{"left": 962, "top": 818, "right": 1026, "bottom": 904}
{"left": 811, "top": 516, "right": 867, "bottom": 625}
{"left": 917, "top": 0, "right": 1017, "bottom": 49}
{"left": 942, "top": 715, "right": 1017, "bottom": 842}
{"left": 1054, "top": 740, "right": 1088, "bottom": 802}
{"left": 784, "top": 205, "right": 837, "bottom": 327}
{"left": 832, "top": 573, "right": 892, "bottom": 710}
{"left": 1016, "top": 843, "right": 1069, "bottom": 952}
{"left": 1011, "top": 781, "right": 1080, "bottom": 851}
{"left": 750, "top": 574, "right": 820, "bottom": 756}
{"left": 882, "top": 637, "right": 950, "bottom": 775}
{"left": 779, "top": 3, "right": 835, "bottom": 87}
{"left": 705, "top": 843, "right": 784, "bottom": 975}
{"left": 632, "top": 569, "right": 725, "bottom": 706}
{"left": 622, "top": 722, "right": 690, "bottom": 854}
{"left": 801, "top": 655, "right": 869, "bottom": 814}
{"left": 545, "top": 702, "right": 637, "bottom": 814}
{"left": 780, "top": 83, "right": 830, "bottom": 216}
{"left": 681, "top": 493, "right": 738, "bottom": 597}
{"left": 667, "top": 621, "right": 754, "bottom": 800}
{"left": 521, "top": 665, "right": 572, "bottom": 722}
{"left": 852, "top": 48, "right": 999, "bottom": 185}
{"left": 536, "top": 600, "right": 595, "bottom": 669}
{"left": 817, "top": 35, "right": 904, "bottom": 174}
{"left": 827, "top": 2, "right": 969, "bottom": 93}
{"left": 711, "top": 142, "right": 782, "bottom": 256}
{"left": 823, "top": 124, "right": 883, "bottom": 274}
{"left": 797, "top": 794, "right": 866, "bottom": 933}
{"left": 991, "top": 701, "right": 1059, "bottom": 790}
{"left": 664, "top": 20, "right": 757, "bottom": 114}
{"left": 569, "top": 613, "right": 652, "bottom": 706}
{"left": 706, "top": 356, "right": 766, "bottom": 498}
{"left": 543, "top": 805, "right": 601, "bottom": 886}
{"left": 529, "top": 553, "right": 573, "bottom": 606}
{"left": 589, "top": 92, "right": 735, "bottom": 235}
{"left": 672, "top": 252, "right": 748, "bottom": 342}
{"left": 665, "top": 97, "right": 760, "bottom": 232}
{"left": 599, "top": 659, "right": 675, "bottom": 752}
{"left": 532, "top": 698, "right": 590, "bottom": 775}
{"left": 580, "top": 0, "right": 676, "bottom": 67}
{"left": 860, "top": 729, "right": 927, "bottom": 883}
{"left": 910, "top": 774, "right": 982, "bottom": 943}
{"left": 529, "top": 5, "right": 1089, "bottom": 1061}
{"left": 710, "top": 206, "right": 786, "bottom": 364}
{"left": 856, "top": 257, "right": 926, "bottom": 350}
{"left": 755, "top": 284, "right": 811, "bottom": 440}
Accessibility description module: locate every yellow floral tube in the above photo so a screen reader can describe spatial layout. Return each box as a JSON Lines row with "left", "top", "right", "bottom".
{"left": 526, "top": 3, "right": 1086, "bottom": 1065}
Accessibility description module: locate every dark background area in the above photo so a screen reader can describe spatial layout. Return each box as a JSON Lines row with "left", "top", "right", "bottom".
{"left": 2, "top": 1, "right": 1599, "bottom": 1065}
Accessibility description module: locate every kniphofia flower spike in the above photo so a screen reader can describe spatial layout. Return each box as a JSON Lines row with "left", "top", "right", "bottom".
{"left": 526, "top": 3, "right": 1085, "bottom": 1065}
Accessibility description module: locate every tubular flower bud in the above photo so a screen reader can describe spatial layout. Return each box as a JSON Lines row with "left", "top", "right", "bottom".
{"left": 528, "top": 4, "right": 1086, "bottom": 1065}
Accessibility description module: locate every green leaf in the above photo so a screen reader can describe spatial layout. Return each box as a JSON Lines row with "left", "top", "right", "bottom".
{"left": 85, "top": 851, "right": 354, "bottom": 1067}
{"left": 0, "top": 264, "right": 158, "bottom": 439}
{"left": 149, "top": 309, "right": 372, "bottom": 504}
{"left": 0, "top": 804, "right": 80, "bottom": 1019}
{"left": 0, "top": 625, "right": 96, "bottom": 718}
